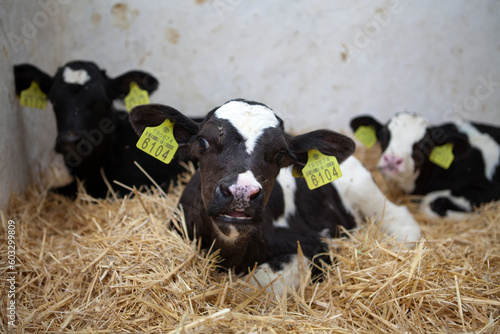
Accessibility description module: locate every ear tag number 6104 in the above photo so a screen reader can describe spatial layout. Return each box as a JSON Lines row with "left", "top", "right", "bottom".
{"left": 302, "top": 149, "right": 342, "bottom": 190}
{"left": 136, "top": 119, "right": 178, "bottom": 164}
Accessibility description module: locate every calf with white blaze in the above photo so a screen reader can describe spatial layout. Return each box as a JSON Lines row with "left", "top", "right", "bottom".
{"left": 130, "top": 100, "right": 421, "bottom": 293}
{"left": 351, "top": 113, "right": 500, "bottom": 218}
{"left": 14, "top": 61, "right": 194, "bottom": 198}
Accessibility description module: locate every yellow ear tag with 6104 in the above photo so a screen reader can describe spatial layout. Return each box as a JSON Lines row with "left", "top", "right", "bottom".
{"left": 124, "top": 82, "right": 150, "bottom": 112}
{"left": 429, "top": 143, "right": 454, "bottom": 169}
{"left": 301, "top": 149, "right": 342, "bottom": 190}
{"left": 19, "top": 81, "right": 47, "bottom": 109}
{"left": 354, "top": 125, "right": 377, "bottom": 149}
{"left": 136, "top": 119, "right": 178, "bottom": 164}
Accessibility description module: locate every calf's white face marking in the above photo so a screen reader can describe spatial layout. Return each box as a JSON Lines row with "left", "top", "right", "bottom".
{"left": 380, "top": 113, "right": 430, "bottom": 193}
{"left": 63, "top": 67, "right": 91, "bottom": 85}
{"left": 233, "top": 170, "right": 262, "bottom": 188}
{"left": 215, "top": 101, "right": 280, "bottom": 154}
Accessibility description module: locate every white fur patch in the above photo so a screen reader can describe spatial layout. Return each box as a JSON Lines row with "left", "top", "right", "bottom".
{"left": 211, "top": 220, "right": 240, "bottom": 242}
{"left": 381, "top": 113, "right": 430, "bottom": 193}
{"left": 420, "top": 189, "right": 471, "bottom": 219}
{"left": 456, "top": 121, "right": 500, "bottom": 181}
{"left": 245, "top": 254, "right": 307, "bottom": 295}
{"left": 215, "top": 101, "right": 279, "bottom": 154}
{"left": 226, "top": 225, "right": 240, "bottom": 238}
{"left": 334, "top": 156, "right": 422, "bottom": 244}
{"left": 63, "top": 67, "right": 91, "bottom": 85}
{"left": 273, "top": 167, "right": 297, "bottom": 228}
{"left": 235, "top": 170, "right": 262, "bottom": 188}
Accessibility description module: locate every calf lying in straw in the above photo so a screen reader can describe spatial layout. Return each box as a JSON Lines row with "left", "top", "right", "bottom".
{"left": 130, "top": 99, "right": 421, "bottom": 294}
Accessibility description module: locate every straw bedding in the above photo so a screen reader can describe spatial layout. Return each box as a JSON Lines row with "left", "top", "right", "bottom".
{"left": 1, "top": 148, "right": 499, "bottom": 333}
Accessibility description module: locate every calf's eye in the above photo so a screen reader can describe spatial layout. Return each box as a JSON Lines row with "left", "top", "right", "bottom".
{"left": 275, "top": 151, "right": 287, "bottom": 165}
{"left": 199, "top": 137, "right": 210, "bottom": 153}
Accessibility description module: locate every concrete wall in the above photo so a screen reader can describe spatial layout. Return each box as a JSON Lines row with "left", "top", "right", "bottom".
{"left": 1, "top": 0, "right": 499, "bottom": 209}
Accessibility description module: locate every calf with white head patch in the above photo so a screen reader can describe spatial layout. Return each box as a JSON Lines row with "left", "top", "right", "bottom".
{"left": 14, "top": 61, "right": 195, "bottom": 198}
{"left": 351, "top": 113, "right": 500, "bottom": 218}
{"left": 131, "top": 100, "right": 422, "bottom": 294}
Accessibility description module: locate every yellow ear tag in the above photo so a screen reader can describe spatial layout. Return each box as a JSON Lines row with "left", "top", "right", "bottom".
{"left": 19, "top": 81, "right": 47, "bottom": 109}
{"left": 301, "top": 149, "right": 342, "bottom": 190}
{"left": 124, "top": 82, "right": 150, "bottom": 112}
{"left": 429, "top": 143, "right": 454, "bottom": 169}
{"left": 354, "top": 125, "right": 377, "bottom": 149}
{"left": 136, "top": 119, "right": 178, "bottom": 164}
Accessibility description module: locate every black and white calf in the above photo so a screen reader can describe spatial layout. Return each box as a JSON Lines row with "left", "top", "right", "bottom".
{"left": 130, "top": 100, "right": 421, "bottom": 293}
{"left": 14, "top": 61, "right": 193, "bottom": 198}
{"left": 351, "top": 113, "right": 500, "bottom": 218}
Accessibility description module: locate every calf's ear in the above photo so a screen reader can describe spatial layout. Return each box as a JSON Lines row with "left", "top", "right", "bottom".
{"left": 108, "top": 70, "right": 159, "bottom": 100}
{"left": 424, "top": 125, "right": 472, "bottom": 160}
{"left": 129, "top": 104, "right": 200, "bottom": 156}
{"left": 289, "top": 130, "right": 356, "bottom": 175}
{"left": 13, "top": 64, "right": 53, "bottom": 96}
{"left": 350, "top": 115, "right": 383, "bottom": 137}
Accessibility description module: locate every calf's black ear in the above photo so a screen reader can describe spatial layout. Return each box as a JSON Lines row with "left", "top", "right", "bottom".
{"left": 450, "top": 135, "right": 472, "bottom": 159}
{"left": 423, "top": 124, "right": 472, "bottom": 160}
{"left": 13, "top": 64, "right": 53, "bottom": 96}
{"left": 129, "top": 104, "right": 200, "bottom": 156}
{"left": 289, "top": 130, "right": 356, "bottom": 176}
{"left": 108, "top": 70, "right": 159, "bottom": 100}
{"left": 350, "top": 115, "right": 383, "bottom": 136}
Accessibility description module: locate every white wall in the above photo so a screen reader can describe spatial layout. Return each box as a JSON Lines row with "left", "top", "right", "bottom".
{"left": 1, "top": 0, "right": 499, "bottom": 209}
{"left": 0, "top": 37, "right": 30, "bottom": 210}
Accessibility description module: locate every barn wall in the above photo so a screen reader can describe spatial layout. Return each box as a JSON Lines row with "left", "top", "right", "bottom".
{"left": 0, "top": 43, "right": 30, "bottom": 210}
{"left": 0, "top": 0, "right": 65, "bottom": 210}
{"left": 0, "top": 1, "right": 32, "bottom": 210}
{"left": 1, "top": 0, "right": 499, "bottom": 209}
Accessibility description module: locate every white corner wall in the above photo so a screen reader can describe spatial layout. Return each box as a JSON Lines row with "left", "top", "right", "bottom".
{"left": 1, "top": 0, "right": 499, "bottom": 209}
{"left": 0, "top": 40, "right": 30, "bottom": 210}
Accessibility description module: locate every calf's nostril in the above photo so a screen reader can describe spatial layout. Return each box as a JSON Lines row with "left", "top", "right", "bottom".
{"left": 219, "top": 185, "right": 232, "bottom": 198}
{"left": 249, "top": 188, "right": 261, "bottom": 201}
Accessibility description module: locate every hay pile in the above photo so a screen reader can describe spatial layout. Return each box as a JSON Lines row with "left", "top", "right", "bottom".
{"left": 1, "top": 149, "right": 499, "bottom": 333}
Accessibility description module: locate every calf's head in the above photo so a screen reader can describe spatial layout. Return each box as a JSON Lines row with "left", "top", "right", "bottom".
{"left": 131, "top": 99, "right": 355, "bottom": 235}
{"left": 351, "top": 112, "right": 471, "bottom": 193}
{"left": 14, "top": 61, "right": 158, "bottom": 174}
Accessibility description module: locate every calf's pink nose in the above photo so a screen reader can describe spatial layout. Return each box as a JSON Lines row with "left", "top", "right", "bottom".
{"left": 228, "top": 184, "right": 261, "bottom": 201}
{"left": 381, "top": 154, "right": 404, "bottom": 172}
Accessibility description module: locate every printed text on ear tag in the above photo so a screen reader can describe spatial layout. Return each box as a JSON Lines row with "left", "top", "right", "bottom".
{"left": 19, "top": 81, "right": 47, "bottom": 109}
{"left": 302, "top": 149, "right": 342, "bottom": 190}
{"left": 124, "top": 82, "right": 150, "bottom": 112}
{"left": 354, "top": 125, "right": 377, "bottom": 149}
{"left": 429, "top": 143, "right": 454, "bottom": 169}
{"left": 136, "top": 119, "right": 178, "bottom": 164}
